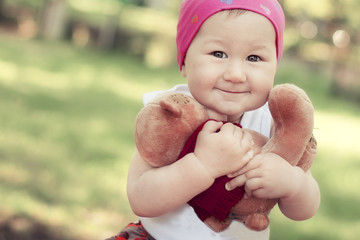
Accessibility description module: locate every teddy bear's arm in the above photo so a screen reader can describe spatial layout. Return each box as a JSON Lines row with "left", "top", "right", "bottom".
{"left": 127, "top": 149, "right": 215, "bottom": 217}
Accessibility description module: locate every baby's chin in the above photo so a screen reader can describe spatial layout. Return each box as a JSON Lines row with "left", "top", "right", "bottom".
{"left": 204, "top": 108, "right": 244, "bottom": 123}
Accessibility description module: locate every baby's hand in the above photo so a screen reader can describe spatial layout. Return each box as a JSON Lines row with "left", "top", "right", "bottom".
{"left": 194, "top": 121, "right": 254, "bottom": 180}
{"left": 226, "top": 153, "right": 300, "bottom": 199}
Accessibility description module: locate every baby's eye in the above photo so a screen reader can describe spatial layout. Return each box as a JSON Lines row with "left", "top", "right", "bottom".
{"left": 247, "top": 55, "right": 261, "bottom": 62}
{"left": 212, "top": 51, "right": 228, "bottom": 59}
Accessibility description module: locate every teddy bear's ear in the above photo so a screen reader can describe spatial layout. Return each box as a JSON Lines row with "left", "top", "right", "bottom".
{"left": 160, "top": 99, "right": 182, "bottom": 118}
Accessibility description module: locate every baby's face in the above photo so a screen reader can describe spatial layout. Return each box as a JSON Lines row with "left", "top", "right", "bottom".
{"left": 181, "top": 10, "right": 277, "bottom": 122}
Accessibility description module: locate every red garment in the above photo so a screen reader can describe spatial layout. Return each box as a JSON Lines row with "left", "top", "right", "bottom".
{"left": 177, "top": 120, "right": 245, "bottom": 222}
{"left": 110, "top": 221, "right": 155, "bottom": 240}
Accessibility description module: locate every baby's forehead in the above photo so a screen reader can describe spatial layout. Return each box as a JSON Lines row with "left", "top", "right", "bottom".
{"left": 192, "top": 11, "right": 276, "bottom": 52}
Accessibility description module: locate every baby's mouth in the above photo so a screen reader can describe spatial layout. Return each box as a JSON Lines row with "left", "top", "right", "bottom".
{"left": 218, "top": 89, "right": 250, "bottom": 94}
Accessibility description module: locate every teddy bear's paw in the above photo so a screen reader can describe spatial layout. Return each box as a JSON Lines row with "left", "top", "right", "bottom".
{"left": 245, "top": 213, "right": 269, "bottom": 231}
{"left": 204, "top": 216, "right": 232, "bottom": 233}
{"left": 309, "top": 134, "right": 317, "bottom": 148}
{"left": 296, "top": 133, "right": 318, "bottom": 171}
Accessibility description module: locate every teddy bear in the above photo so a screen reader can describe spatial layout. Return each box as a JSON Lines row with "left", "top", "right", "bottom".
{"left": 134, "top": 83, "right": 317, "bottom": 232}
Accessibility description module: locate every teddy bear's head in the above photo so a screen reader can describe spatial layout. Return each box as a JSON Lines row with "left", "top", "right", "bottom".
{"left": 134, "top": 92, "right": 208, "bottom": 167}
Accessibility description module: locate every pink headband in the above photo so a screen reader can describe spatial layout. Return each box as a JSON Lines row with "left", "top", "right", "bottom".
{"left": 176, "top": 0, "right": 285, "bottom": 69}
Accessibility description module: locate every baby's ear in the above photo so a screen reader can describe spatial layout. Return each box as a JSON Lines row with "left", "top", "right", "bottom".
{"left": 181, "top": 64, "right": 186, "bottom": 77}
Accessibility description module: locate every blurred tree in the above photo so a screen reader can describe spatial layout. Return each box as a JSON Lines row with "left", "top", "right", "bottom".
{"left": 144, "top": 0, "right": 166, "bottom": 9}
{"left": 144, "top": 0, "right": 181, "bottom": 13}
{"left": 98, "top": 0, "right": 120, "bottom": 50}
{"left": 0, "top": 0, "right": 3, "bottom": 17}
{"left": 118, "top": 0, "right": 145, "bottom": 6}
{"left": 38, "top": 0, "right": 67, "bottom": 40}
{"left": 282, "top": 0, "right": 360, "bottom": 100}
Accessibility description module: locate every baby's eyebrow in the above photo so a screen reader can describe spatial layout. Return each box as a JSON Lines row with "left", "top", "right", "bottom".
{"left": 203, "top": 37, "right": 226, "bottom": 45}
{"left": 249, "top": 43, "right": 274, "bottom": 53}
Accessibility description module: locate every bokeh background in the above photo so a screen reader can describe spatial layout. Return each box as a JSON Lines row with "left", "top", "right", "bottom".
{"left": 0, "top": 0, "right": 359, "bottom": 239}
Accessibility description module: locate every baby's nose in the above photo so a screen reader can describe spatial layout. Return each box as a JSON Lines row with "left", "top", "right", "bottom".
{"left": 223, "top": 61, "right": 246, "bottom": 83}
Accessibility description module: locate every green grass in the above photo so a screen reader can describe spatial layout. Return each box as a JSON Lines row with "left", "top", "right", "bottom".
{"left": 0, "top": 35, "right": 359, "bottom": 239}
{"left": 0, "top": 36, "right": 182, "bottom": 239}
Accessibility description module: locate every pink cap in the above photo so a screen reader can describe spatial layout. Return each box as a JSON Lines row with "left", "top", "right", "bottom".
{"left": 176, "top": 0, "right": 285, "bottom": 69}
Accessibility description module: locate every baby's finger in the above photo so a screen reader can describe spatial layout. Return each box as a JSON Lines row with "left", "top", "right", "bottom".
{"left": 235, "top": 150, "right": 254, "bottom": 171}
{"left": 244, "top": 177, "right": 263, "bottom": 198}
{"left": 201, "top": 120, "right": 223, "bottom": 134}
{"left": 227, "top": 150, "right": 254, "bottom": 178}
{"left": 225, "top": 174, "right": 247, "bottom": 191}
{"left": 227, "top": 165, "right": 249, "bottom": 178}
{"left": 231, "top": 154, "right": 264, "bottom": 177}
{"left": 219, "top": 122, "right": 237, "bottom": 134}
{"left": 244, "top": 183, "right": 253, "bottom": 199}
{"left": 232, "top": 125, "right": 245, "bottom": 138}
{"left": 241, "top": 131, "right": 254, "bottom": 148}
{"left": 243, "top": 149, "right": 254, "bottom": 162}
{"left": 250, "top": 188, "right": 268, "bottom": 199}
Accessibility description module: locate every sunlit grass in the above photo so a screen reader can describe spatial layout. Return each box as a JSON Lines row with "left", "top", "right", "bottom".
{"left": 269, "top": 108, "right": 360, "bottom": 240}
{"left": 0, "top": 36, "right": 147, "bottom": 239}
{"left": 0, "top": 35, "right": 359, "bottom": 239}
{"left": 316, "top": 111, "right": 360, "bottom": 155}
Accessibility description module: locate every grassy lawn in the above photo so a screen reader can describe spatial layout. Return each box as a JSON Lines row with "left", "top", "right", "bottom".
{"left": 0, "top": 35, "right": 359, "bottom": 240}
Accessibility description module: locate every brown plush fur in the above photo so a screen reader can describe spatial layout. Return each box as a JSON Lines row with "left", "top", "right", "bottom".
{"left": 134, "top": 84, "right": 317, "bottom": 231}
{"left": 135, "top": 93, "right": 208, "bottom": 167}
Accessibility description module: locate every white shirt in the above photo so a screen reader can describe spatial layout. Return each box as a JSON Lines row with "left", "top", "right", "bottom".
{"left": 140, "top": 85, "right": 272, "bottom": 240}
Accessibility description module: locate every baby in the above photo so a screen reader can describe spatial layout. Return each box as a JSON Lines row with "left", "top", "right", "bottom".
{"left": 108, "top": 0, "right": 320, "bottom": 239}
